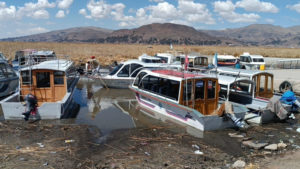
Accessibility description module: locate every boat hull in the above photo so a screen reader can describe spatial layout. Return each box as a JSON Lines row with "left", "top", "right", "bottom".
{"left": 100, "top": 77, "right": 134, "bottom": 89}
{"left": 0, "top": 76, "right": 18, "bottom": 99}
{"left": 133, "top": 89, "right": 245, "bottom": 131}
{"left": 0, "top": 77, "right": 79, "bottom": 120}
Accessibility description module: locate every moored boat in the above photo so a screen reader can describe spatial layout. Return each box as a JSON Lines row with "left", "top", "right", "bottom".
{"left": 0, "top": 59, "right": 79, "bottom": 120}
{"left": 130, "top": 69, "right": 247, "bottom": 131}
{"left": 95, "top": 60, "right": 181, "bottom": 89}
{"left": 213, "top": 55, "right": 237, "bottom": 67}
{"left": 0, "top": 60, "right": 19, "bottom": 99}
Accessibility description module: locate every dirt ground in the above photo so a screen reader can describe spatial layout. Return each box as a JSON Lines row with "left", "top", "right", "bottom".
{"left": 1, "top": 119, "right": 300, "bottom": 169}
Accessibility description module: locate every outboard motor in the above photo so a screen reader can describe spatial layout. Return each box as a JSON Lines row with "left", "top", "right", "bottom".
{"left": 224, "top": 101, "right": 249, "bottom": 129}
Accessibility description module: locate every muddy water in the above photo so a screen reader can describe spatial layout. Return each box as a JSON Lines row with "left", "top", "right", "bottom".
{"left": 72, "top": 78, "right": 300, "bottom": 158}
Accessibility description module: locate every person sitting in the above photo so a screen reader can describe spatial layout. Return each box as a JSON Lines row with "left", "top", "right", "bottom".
{"left": 22, "top": 94, "right": 38, "bottom": 121}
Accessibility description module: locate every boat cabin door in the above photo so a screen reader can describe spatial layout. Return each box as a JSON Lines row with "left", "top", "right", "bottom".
{"left": 182, "top": 78, "right": 218, "bottom": 115}
{"left": 253, "top": 73, "right": 273, "bottom": 99}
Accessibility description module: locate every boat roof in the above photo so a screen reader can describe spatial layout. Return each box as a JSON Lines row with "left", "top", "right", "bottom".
{"left": 218, "top": 55, "right": 236, "bottom": 59}
{"left": 218, "top": 75, "right": 253, "bottom": 85}
{"left": 240, "top": 53, "right": 264, "bottom": 58}
{"left": 20, "top": 59, "right": 73, "bottom": 72}
{"left": 177, "top": 55, "right": 208, "bottom": 59}
{"left": 31, "top": 50, "right": 55, "bottom": 56}
{"left": 139, "top": 54, "right": 161, "bottom": 60}
{"left": 216, "top": 67, "right": 273, "bottom": 77}
{"left": 150, "top": 69, "right": 215, "bottom": 81}
{"left": 121, "top": 59, "right": 180, "bottom": 68}
{"left": 155, "top": 53, "right": 174, "bottom": 57}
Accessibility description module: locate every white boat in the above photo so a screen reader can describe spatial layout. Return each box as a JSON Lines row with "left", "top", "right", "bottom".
{"left": 138, "top": 54, "right": 163, "bottom": 63}
{"left": 214, "top": 68, "right": 298, "bottom": 124}
{"left": 95, "top": 59, "right": 181, "bottom": 89}
{"left": 239, "top": 52, "right": 265, "bottom": 70}
{"left": 130, "top": 69, "right": 247, "bottom": 131}
{"left": 0, "top": 52, "right": 8, "bottom": 62}
{"left": 0, "top": 59, "right": 79, "bottom": 120}
{"left": 12, "top": 50, "right": 56, "bottom": 70}
{"left": 213, "top": 55, "right": 237, "bottom": 67}
{"left": 0, "top": 60, "right": 19, "bottom": 99}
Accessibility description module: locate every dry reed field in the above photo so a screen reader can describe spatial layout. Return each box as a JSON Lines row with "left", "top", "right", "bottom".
{"left": 1, "top": 42, "right": 300, "bottom": 65}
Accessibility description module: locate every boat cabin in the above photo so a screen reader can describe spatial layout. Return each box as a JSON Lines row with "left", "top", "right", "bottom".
{"left": 212, "top": 67, "right": 273, "bottom": 99}
{"left": 239, "top": 52, "right": 265, "bottom": 70}
{"left": 138, "top": 54, "right": 163, "bottom": 63}
{"left": 213, "top": 55, "right": 237, "bottom": 67}
{"left": 175, "top": 55, "right": 208, "bottom": 68}
{"left": 19, "top": 59, "right": 76, "bottom": 105}
{"left": 133, "top": 69, "right": 219, "bottom": 115}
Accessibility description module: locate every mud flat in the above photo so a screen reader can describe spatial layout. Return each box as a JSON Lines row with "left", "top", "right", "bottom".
{"left": 1, "top": 117, "right": 300, "bottom": 168}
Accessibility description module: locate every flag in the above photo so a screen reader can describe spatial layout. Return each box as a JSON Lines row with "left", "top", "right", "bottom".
{"left": 185, "top": 54, "right": 188, "bottom": 71}
{"left": 213, "top": 53, "right": 218, "bottom": 67}
{"left": 170, "top": 43, "right": 173, "bottom": 50}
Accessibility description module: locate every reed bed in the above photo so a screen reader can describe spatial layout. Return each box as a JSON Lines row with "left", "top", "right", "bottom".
{"left": 1, "top": 42, "right": 300, "bottom": 65}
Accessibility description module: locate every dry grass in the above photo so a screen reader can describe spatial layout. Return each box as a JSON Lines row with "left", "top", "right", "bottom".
{"left": 1, "top": 42, "right": 300, "bottom": 65}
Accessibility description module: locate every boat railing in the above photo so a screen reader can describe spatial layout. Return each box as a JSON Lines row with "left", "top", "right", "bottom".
{"left": 269, "top": 59, "right": 300, "bottom": 69}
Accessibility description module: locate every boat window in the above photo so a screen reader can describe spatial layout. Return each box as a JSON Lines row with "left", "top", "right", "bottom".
{"left": 195, "top": 80, "right": 205, "bottom": 99}
{"left": 183, "top": 81, "right": 192, "bottom": 101}
{"left": 253, "top": 58, "right": 264, "bottom": 62}
{"left": 260, "top": 75, "right": 266, "bottom": 92}
{"left": 117, "top": 65, "right": 130, "bottom": 77}
{"left": 155, "top": 56, "right": 168, "bottom": 63}
{"left": 109, "top": 64, "right": 123, "bottom": 76}
{"left": 131, "top": 67, "right": 144, "bottom": 78}
{"left": 157, "top": 78, "right": 179, "bottom": 101}
{"left": 207, "top": 80, "right": 216, "bottom": 99}
{"left": 36, "top": 72, "right": 50, "bottom": 88}
{"left": 267, "top": 75, "right": 272, "bottom": 91}
{"left": 54, "top": 71, "right": 64, "bottom": 85}
{"left": 230, "top": 81, "right": 251, "bottom": 94}
{"left": 134, "top": 72, "right": 147, "bottom": 87}
{"left": 21, "top": 71, "right": 32, "bottom": 85}
{"left": 130, "top": 64, "right": 143, "bottom": 76}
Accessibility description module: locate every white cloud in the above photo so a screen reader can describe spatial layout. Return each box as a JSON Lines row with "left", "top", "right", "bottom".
{"left": 56, "top": 10, "right": 65, "bottom": 18}
{"left": 236, "top": 0, "right": 278, "bottom": 13}
{"left": 149, "top": 0, "right": 165, "bottom": 3}
{"left": 0, "top": 2, "right": 16, "bottom": 20}
{"left": 57, "top": 0, "right": 74, "bottom": 9}
{"left": 287, "top": 3, "right": 300, "bottom": 13}
{"left": 214, "top": 0, "right": 260, "bottom": 23}
{"left": 17, "top": 0, "right": 55, "bottom": 19}
{"left": 80, "top": 0, "right": 215, "bottom": 27}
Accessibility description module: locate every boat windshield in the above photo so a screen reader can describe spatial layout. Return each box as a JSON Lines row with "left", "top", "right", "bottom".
{"left": 253, "top": 58, "right": 264, "bottom": 62}
{"left": 109, "top": 64, "right": 123, "bottom": 75}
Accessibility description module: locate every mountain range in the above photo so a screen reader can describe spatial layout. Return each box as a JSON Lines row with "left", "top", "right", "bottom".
{"left": 2, "top": 23, "right": 300, "bottom": 47}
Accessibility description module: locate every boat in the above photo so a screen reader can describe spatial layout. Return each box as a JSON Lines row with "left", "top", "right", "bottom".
{"left": 239, "top": 52, "right": 265, "bottom": 70}
{"left": 175, "top": 54, "right": 209, "bottom": 70}
{"left": 0, "top": 52, "right": 8, "bottom": 62}
{"left": 138, "top": 54, "right": 163, "bottom": 63}
{"left": 12, "top": 50, "right": 56, "bottom": 70}
{"left": 214, "top": 68, "right": 298, "bottom": 124}
{"left": 213, "top": 55, "right": 237, "bottom": 67}
{"left": 0, "top": 60, "right": 19, "bottom": 99}
{"left": 129, "top": 69, "right": 247, "bottom": 131}
{"left": 0, "top": 59, "right": 80, "bottom": 120}
{"left": 211, "top": 67, "right": 274, "bottom": 99}
{"left": 95, "top": 59, "right": 181, "bottom": 89}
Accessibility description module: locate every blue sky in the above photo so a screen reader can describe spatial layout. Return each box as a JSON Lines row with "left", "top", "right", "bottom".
{"left": 1, "top": 0, "right": 300, "bottom": 38}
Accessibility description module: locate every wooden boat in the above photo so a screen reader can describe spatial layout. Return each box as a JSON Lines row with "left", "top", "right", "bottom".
{"left": 214, "top": 68, "right": 297, "bottom": 124}
{"left": 95, "top": 60, "right": 181, "bottom": 89}
{"left": 0, "top": 60, "right": 18, "bottom": 99}
{"left": 0, "top": 59, "right": 79, "bottom": 120}
{"left": 175, "top": 55, "right": 209, "bottom": 70}
{"left": 130, "top": 69, "right": 247, "bottom": 131}
{"left": 211, "top": 67, "right": 274, "bottom": 99}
